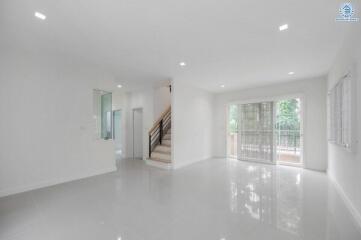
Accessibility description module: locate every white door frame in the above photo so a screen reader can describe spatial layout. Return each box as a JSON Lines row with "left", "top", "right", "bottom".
{"left": 226, "top": 93, "right": 305, "bottom": 168}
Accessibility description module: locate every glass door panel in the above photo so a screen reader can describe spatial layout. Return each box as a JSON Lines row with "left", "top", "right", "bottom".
{"left": 101, "top": 92, "right": 112, "bottom": 140}
{"left": 237, "top": 102, "right": 274, "bottom": 163}
{"left": 275, "top": 98, "right": 302, "bottom": 165}
{"left": 227, "top": 104, "right": 238, "bottom": 158}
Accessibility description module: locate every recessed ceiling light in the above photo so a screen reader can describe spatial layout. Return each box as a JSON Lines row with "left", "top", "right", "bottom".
{"left": 34, "top": 11, "right": 46, "bottom": 20}
{"left": 179, "top": 62, "right": 186, "bottom": 67}
{"left": 288, "top": 71, "right": 295, "bottom": 75}
{"left": 117, "top": 84, "right": 122, "bottom": 88}
{"left": 279, "top": 24, "right": 288, "bottom": 31}
{"left": 220, "top": 85, "right": 225, "bottom": 88}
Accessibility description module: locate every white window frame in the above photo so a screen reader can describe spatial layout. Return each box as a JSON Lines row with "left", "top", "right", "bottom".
{"left": 328, "top": 72, "right": 355, "bottom": 151}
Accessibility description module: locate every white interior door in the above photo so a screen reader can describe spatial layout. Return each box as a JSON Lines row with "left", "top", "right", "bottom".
{"left": 132, "top": 108, "right": 143, "bottom": 159}
{"left": 237, "top": 102, "right": 275, "bottom": 163}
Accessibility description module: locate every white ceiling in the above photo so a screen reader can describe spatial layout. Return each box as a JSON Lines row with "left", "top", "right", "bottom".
{"left": 0, "top": 0, "right": 355, "bottom": 92}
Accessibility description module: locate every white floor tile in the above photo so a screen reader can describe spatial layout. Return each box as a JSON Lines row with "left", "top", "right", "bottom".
{"left": 0, "top": 158, "right": 360, "bottom": 240}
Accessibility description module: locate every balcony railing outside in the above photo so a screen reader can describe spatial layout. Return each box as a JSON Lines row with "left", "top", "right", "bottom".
{"left": 227, "top": 129, "right": 301, "bottom": 164}
{"left": 275, "top": 129, "right": 301, "bottom": 164}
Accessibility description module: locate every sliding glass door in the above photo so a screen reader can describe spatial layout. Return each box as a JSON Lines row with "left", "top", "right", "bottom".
{"left": 275, "top": 99, "right": 302, "bottom": 165}
{"left": 228, "top": 98, "right": 303, "bottom": 166}
{"left": 237, "top": 102, "right": 274, "bottom": 163}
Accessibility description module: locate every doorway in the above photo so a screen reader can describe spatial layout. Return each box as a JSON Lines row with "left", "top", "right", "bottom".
{"left": 227, "top": 97, "right": 303, "bottom": 166}
{"left": 113, "top": 110, "right": 122, "bottom": 162}
{"left": 275, "top": 98, "right": 302, "bottom": 166}
{"left": 132, "top": 108, "right": 143, "bottom": 160}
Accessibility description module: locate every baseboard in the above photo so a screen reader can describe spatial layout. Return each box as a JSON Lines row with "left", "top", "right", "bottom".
{"left": 172, "top": 157, "right": 211, "bottom": 169}
{"left": 145, "top": 159, "right": 173, "bottom": 170}
{"left": 329, "top": 175, "right": 361, "bottom": 232}
{"left": 0, "top": 166, "right": 117, "bottom": 198}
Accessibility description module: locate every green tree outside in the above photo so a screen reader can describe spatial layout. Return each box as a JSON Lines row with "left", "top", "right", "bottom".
{"left": 275, "top": 99, "right": 300, "bottom": 131}
{"left": 229, "top": 99, "right": 300, "bottom": 132}
{"left": 229, "top": 104, "right": 238, "bottom": 133}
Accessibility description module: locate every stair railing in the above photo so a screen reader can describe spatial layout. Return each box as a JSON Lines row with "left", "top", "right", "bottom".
{"left": 148, "top": 106, "right": 171, "bottom": 158}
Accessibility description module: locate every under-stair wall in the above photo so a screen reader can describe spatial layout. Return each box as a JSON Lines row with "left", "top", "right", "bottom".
{"left": 171, "top": 80, "right": 214, "bottom": 169}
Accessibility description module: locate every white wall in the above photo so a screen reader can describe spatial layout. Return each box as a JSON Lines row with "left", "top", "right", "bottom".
{"left": 0, "top": 49, "right": 117, "bottom": 197}
{"left": 327, "top": 25, "right": 361, "bottom": 225}
{"left": 172, "top": 81, "right": 214, "bottom": 168}
{"left": 153, "top": 85, "right": 171, "bottom": 120}
{"left": 112, "top": 84, "right": 170, "bottom": 161}
{"left": 118, "top": 89, "right": 155, "bottom": 160}
{"left": 213, "top": 77, "right": 328, "bottom": 171}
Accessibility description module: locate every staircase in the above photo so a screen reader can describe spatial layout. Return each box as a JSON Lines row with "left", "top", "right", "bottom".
{"left": 148, "top": 106, "right": 171, "bottom": 164}
{"left": 150, "top": 128, "right": 171, "bottom": 163}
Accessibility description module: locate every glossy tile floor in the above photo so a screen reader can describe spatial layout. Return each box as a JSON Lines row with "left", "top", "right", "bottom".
{"left": 1, "top": 158, "right": 361, "bottom": 240}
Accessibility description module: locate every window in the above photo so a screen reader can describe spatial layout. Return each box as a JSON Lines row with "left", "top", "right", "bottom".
{"left": 93, "top": 89, "right": 112, "bottom": 140}
{"left": 328, "top": 75, "right": 352, "bottom": 149}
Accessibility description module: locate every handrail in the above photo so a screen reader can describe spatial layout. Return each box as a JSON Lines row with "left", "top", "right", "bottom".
{"left": 148, "top": 106, "right": 171, "bottom": 134}
{"left": 148, "top": 106, "right": 171, "bottom": 158}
